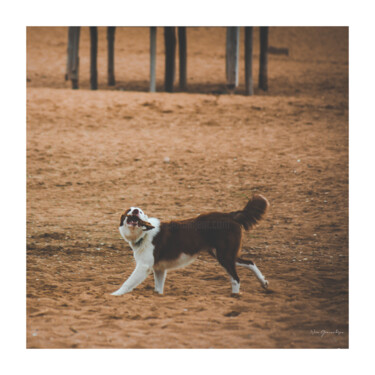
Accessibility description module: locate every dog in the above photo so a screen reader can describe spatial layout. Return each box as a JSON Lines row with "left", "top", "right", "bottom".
{"left": 111, "top": 195, "right": 269, "bottom": 296}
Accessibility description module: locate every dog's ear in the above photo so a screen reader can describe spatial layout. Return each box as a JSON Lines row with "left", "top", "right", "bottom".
{"left": 120, "top": 208, "right": 131, "bottom": 226}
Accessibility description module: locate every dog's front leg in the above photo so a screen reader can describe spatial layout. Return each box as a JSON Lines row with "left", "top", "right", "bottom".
{"left": 111, "top": 265, "right": 151, "bottom": 296}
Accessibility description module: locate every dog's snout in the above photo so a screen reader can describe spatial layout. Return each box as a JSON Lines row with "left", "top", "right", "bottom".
{"left": 132, "top": 209, "right": 139, "bottom": 215}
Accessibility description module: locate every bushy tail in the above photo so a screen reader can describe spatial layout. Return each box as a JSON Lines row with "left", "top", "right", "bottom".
{"left": 230, "top": 195, "right": 269, "bottom": 231}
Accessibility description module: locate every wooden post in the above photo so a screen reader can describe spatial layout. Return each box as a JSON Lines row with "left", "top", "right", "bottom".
{"left": 259, "top": 26, "right": 269, "bottom": 91}
{"left": 66, "top": 27, "right": 80, "bottom": 89}
{"left": 90, "top": 27, "right": 98, "bottom": 90}
{"left": 226, "top": 27, "right": 240, "bottom": 91}
{"left": 107, "top": 27, "right": 116, "bottom": 86}
{"left": 66, "top": 27, "right": 74, "bottom": 81}
{"left": 178, "top": 27, "right": 187, "bottom": 91}
{"left": 164, "top": 27, "right": 176, "bottom": 92}
{"left": 244, "top": 27, "right": 253, "bottom": 95}
{"left": 150, "top": 27, "right": 157, "bottom": 92}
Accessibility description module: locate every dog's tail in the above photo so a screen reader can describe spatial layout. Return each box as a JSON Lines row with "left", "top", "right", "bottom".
{"left": 230, "top": 195, "right": 269, "bottom": 231}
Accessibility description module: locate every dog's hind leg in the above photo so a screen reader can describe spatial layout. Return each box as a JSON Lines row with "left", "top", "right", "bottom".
{"left": 236, "top": 257, "right": 269, "bottom": 289}
{"left": 215, "top": 248, "right": 241, "bottom": 294}
{"left": 153, "top": 269, "right": 167, "bottom": 294}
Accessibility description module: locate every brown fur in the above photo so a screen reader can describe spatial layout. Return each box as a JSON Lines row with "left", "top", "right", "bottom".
{"left": 152, "top": 195, "right": 269, "bottom": 284}
{"left": 229, "top": 194, "right": 269, "bottom": 230}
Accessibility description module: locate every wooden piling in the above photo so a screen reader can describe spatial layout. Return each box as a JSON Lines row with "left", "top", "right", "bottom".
{"left": 107, "top": 27, "right": 116, "bottom": 86}
{"left": 226, "top": 27, "right": 240, "bottom": 91}
{"left": 178, "top": 27, "right": 187, "bottom": 91}
{"left": 66, "top": 27, "right": 80, "bottom": 89}
{"left": 90, "top": 27, "right": 98, "bottom": 90}
{"left": 66, "top": 28, "right": 74, "bottom": 81}
{"left": 150, "top": 27, "right": 157, "bottom": 92}
{"left": 164, "top": 27, "right": 176, "bottom": 92}
{"left": 244, "top": 27, "right": 253, "bottom": 95}
{"left": 259, "top": 26, "right": 269, "bottom": 91}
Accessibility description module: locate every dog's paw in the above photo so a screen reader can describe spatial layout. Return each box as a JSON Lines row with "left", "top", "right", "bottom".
{"left": 111, "top": 289, "right": 124, "bottom": 296}
{"left": 262, "top": 280, "right": 269, "bottom": 289}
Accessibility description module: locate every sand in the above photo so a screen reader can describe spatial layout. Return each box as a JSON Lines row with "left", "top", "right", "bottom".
{"left": 26, "top": 27, "right": 348, "bottom": 348}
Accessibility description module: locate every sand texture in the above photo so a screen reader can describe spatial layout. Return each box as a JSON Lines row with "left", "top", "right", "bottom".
{"left": 27, "top": 27, "right": 348, "bottom": 348}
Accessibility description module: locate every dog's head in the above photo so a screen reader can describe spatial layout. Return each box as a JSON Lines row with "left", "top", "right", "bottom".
{"left": 119, "top": 207, "right": 151, "bottom": 243}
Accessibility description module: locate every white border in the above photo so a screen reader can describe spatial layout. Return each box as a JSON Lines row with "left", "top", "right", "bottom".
{"left": 2, "top": 0, "right": 375, "bottom": 374}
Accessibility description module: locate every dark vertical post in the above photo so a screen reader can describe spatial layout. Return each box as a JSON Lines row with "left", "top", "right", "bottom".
{"left": 178, "top": 27, "right": 187, "bottom": 91}
{"left": 150, "top": 27, "right": 157, "bottom": 92}
{"left": 164, "top": 27, "right": 176, "bottom": 92}
{"left": 67, "top": 27, "right": 80, "bottom": 89}
{"left": 226, "top": 27, "right": 240, "bottom": 91}
{"left": 66, "top": 27, "right": 74, "bottom": 81}
{"left": 244, "top": 27, "right": 253, "bottom": 95}
{"left": 90, "top": 27, "right": 98, "bottom": 90}
{"left": 259, "top": 26, "right": 269, "bottom": 91}
{"left": 107, "top": 26, "right": 116, "bottom": 86}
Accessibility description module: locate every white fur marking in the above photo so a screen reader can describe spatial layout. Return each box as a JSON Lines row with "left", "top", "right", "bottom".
{"left": 112, "top": 217, "right": 160, "bottom": 295}
{"left": 231, "top": 278, "right": 240, "bottom": 293}
{"left": 153, "top": 269, "right": 167, "bottom": 294}
{"left": 236, "top": 261, "right": 269, "bottom": 289}
{"left": 111, "top": 264, "right": 151, "bottom": 295}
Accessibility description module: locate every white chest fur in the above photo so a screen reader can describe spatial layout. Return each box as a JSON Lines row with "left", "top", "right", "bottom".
{"left": 119, "top": 218, "right": 160, "bottom": 268}
{"left": 111, "top": 218, "right": 161, "bottom": 296}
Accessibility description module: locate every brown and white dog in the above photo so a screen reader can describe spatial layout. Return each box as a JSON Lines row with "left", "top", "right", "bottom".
{"left": 111, "top": 195, "right": 269, "bottom": 296}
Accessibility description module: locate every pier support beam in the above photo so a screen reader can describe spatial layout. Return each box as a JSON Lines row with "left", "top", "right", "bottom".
{"left": 259, "top": 26, "right": 269, "bottom": 91}
{"left": 150, "top": 27, "right": 157, "bottom": 92}
{"left": 244, "top": 27, "right": 253, "bottom": 95}
{"left": 66, "top": 27, "right": 80, "bottom": 89}
{"left": 226, "top": 27, "right": 240, "bottom": 92}
{"left": 164, "top": 27, "right": 176, "bottom": 92}
{"left": 178, "top": 27, "right": 187, "bottom": 91}
{"left": 107, "top": 27, "right": 116, "bottom": 86}
{"left": 90, "top": 27, "right": 98, "bottom": 90}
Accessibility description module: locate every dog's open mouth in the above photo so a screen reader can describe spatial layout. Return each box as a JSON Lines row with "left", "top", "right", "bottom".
{"left": 127, "top": 215, "right": 141, "bottom": 227}
{"left": 125, "top": 215, "right": 155, "bottom": 231}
